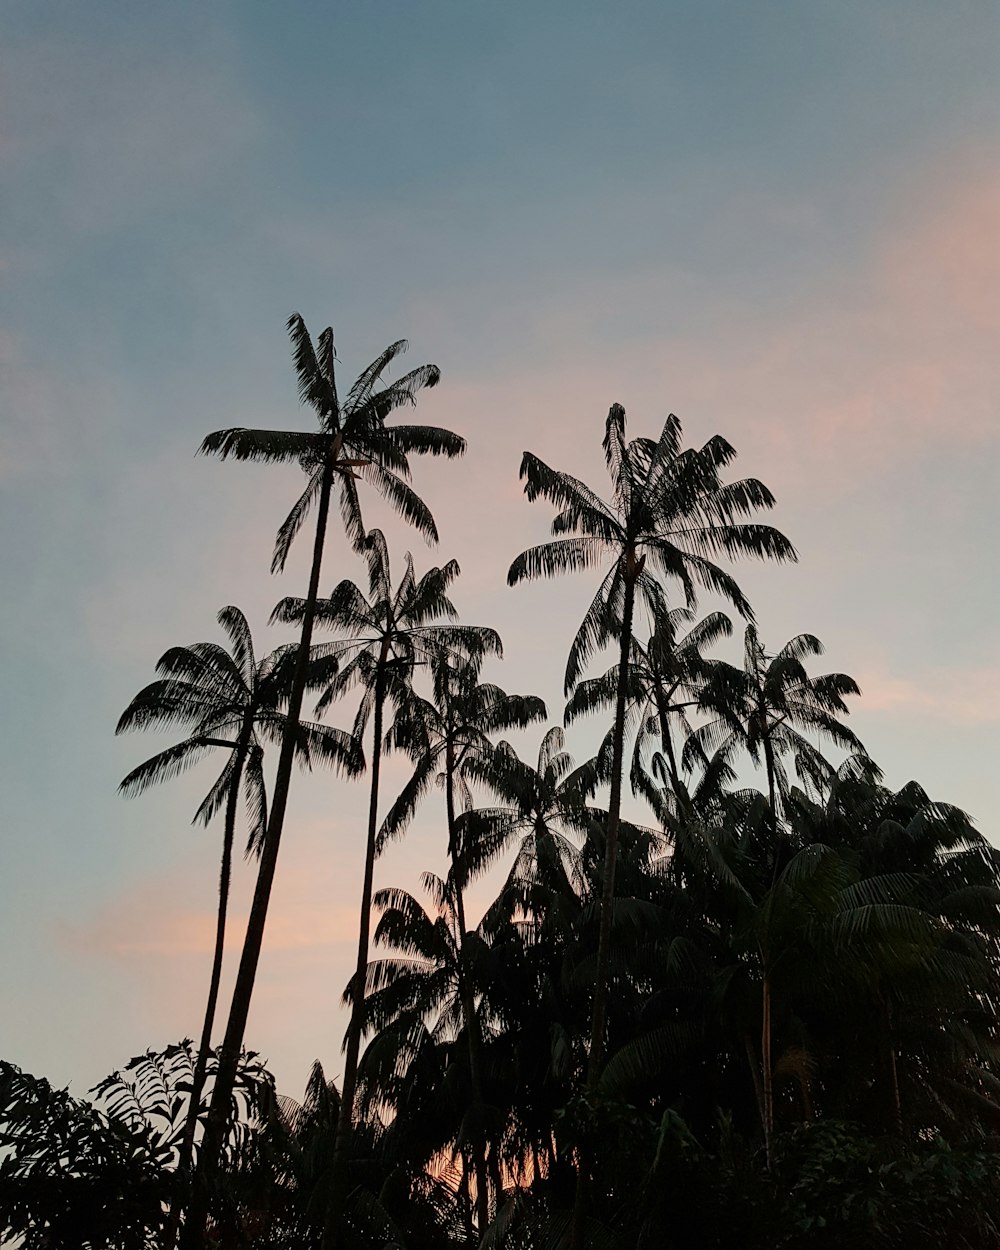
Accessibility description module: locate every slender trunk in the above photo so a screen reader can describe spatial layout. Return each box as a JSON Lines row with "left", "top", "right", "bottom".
{"left": 660, "top": 707, "right": 683, "bottom": 800}
{"left": 887, "top": 1044, "right": 902, "bottom": 1136}
{"left": 185, "top": 455, "right": 336, "bottom": 1246}
{"left": 744, "top": 1033, "right": 766, "bottom": 1134}
{"left": 764, "top": 746, "right": 777, "bottom": 823}
{"left": 447, "top": 741, "right": 491, "bottom": 1244}
{"left": 571, "top": 560, "right": 638, "bottom": 1250}
{"left": 166, "top": 740, "right": 248, "bottom": 1249}
{"left": 585, "top": 564, "right": 637, "bottom": 1087}
{"left": 762, "top": 972, "right": 774, "bottom": 1169}
{"left": 324, "top": 660, "right": 387, "bottom": 1249}
{"left": 798, "top": 1070, "right": 814, "bottom": 1125}
{"left": 488, "top": 1146, "right": 503, "bottom": 1223}
{"left": 459, "top": 1151, "right": 474, "bottom": 1247}
{"left": 762, "top": 726, "right": 778, "bottom": 837}
{"left": 760, "top": 718, "right": 778, "bottom": 1173}
{"left": 883, "top": 997, "right": 903, "bottom": 1136}
{"left": 653, "top": 684, "right": 684, "bottom": 813}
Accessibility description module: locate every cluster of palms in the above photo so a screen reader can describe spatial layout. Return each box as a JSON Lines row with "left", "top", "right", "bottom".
{"left": 5, "top": 315, "right": 1000, "bottom": 1249}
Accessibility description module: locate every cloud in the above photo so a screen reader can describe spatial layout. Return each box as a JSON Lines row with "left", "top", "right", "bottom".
{"left": 64, "top": 824, "right": 365, "bottom": 963}
{"left": 56, "top": 806, "right": 414, "bottom": 1090}
{"left": 398, "top": 157, "right": 1000, "bottom": 508}
{"left": 857, "top": 664, "right": 1000, "bottom": 727}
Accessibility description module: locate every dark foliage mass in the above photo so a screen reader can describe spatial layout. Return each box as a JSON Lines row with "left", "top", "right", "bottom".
{"left": 5, "top": 319, "right": 1000, "bottom": 1248}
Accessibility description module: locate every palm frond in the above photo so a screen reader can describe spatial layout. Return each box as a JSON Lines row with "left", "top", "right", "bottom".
{"left": 198, "top": 427, "right": 323, "bottom": 464}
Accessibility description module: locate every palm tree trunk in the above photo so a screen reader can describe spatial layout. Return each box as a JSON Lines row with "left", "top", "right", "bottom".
{"left": 744, "top": 1032, "right": 766, "bottom": 1134}
{"left": 653, "top": 686, "right": 684, "bottom": 809}
{"left": 882, "top": 997, "right": 903, "bottom": 1136}
{"left": 762, "top": 972, "right": 774, "bottom": 1169}
{"left": 459, "top": 1151, "right": 474, "bottom": 1247}
{"left": 763, "top": 731, "right": 778, "bottom": 833}
{"left": 586, "top": 562, "right": 637, "bottom": 1086}
{"left": 446, "top": 742, "right": 491, "bottom": 1245}
{"left": 324, "top": 660, "right": 387, "bottom": 1249}
{"left": 167, "top": 740, "right": 247, "bottom": 1249}
{"left": 488, "top": 1146, "right": 503, "bottom": 1222}
{"left": 186, "top": 455, "right": 336, "bottom": 1246}
{"left": 572, "top": 561, "right": 638, "bottom": 1250}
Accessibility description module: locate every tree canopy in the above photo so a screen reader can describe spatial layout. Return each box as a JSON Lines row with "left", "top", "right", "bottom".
{"left": 5, "top": 321, "right": 1000, "bottom": 1250}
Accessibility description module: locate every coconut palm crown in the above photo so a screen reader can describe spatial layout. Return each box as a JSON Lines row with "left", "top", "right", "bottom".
{"left": 508, "top": 405, "right": 795, "bottom": 1092}
{"left": 508, "top": 405, "right": 796, "bottom": 695}
{"left": 688, "top": 625, "right": 866, "bottom": 818}
{"left": 201, "top": 314, "right": 464, "bottom": 571}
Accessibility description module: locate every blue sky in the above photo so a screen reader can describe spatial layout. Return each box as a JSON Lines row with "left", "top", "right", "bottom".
{"left": 2, "top": 0, "right": 999, "bottom": 1097}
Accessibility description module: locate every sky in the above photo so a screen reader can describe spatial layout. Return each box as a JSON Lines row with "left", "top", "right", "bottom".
{"left": 2, "top": 0, "right": 999, "bottom": 1101}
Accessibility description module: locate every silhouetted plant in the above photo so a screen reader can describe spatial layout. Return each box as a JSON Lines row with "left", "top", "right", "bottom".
{"left": 193, "top": 315, "right": 461, "bottom": 1241}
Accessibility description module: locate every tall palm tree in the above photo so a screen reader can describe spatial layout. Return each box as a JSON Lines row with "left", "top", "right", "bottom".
{"left": 508, "top": 405, "right": 795, "bottom": 1090}
{"left": 115, "top": 606, "right": 358, "bottom": 1239}
{"left": 688, "top": 626, "right": 865, "bottom": 831}
{"left": 359, "top": 873, "right": 508, "bottom": 1245}
{"left": 192, "top": 316, "right": 463, "bottom": 1236}
{"left": 459, "top": 728, "right": 601, "bottom": 1189}
{"left": 565, "top": 607, "right": 732, "bottom": 815}
{"left": 382, "top": 653, "right": 546, "bottom": 1237}
{"left": 460, "top": 727, "right": 597, "bottom": 935}
{"left": 273, "top": 528, "right": 499, "bottom": 1246}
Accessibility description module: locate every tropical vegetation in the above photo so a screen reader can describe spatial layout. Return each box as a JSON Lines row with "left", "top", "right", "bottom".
{"left": 4, "top": 317, "right": 1000, "bottom": 1250}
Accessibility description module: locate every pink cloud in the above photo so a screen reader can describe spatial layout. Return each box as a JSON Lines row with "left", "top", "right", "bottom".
{"left": 64, "top": 816, "right": 367, "bottom": 963}
{"left": 409, "top": 158, "right": 1000, "bottom": 514}
{"left": 857, "top": 664, "right": 1000, "bottom": 727}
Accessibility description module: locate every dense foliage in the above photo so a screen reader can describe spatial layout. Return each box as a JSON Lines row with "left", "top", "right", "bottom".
{"left": 5, "top": 317, "right": 1000, "bottom": 1248}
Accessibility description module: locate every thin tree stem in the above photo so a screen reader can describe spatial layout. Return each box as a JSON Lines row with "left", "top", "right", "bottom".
{"left": 744, "top": 1032, "right": 766, "bottom": 1135}
{"left": 586, "top": 566, "right": 637, "bottom": 1086}
{"left": 185, "top": 455, "right": 335, "bottom": 1245}
{"left": 325, "top": 661, "right": 387, "bottom": 1249}
{"left": 167, "top": 739, "right": 247, "bottom": 1250}
{"left": 572, "top": 563, "right": 637, "bottom": 1250}
{"left": 762, "top": 972, "right": 774, "bottom": 1169}
{"left": 883, "top": 996, "right": 903, "bottom": 1136}
{"left": 447, "top": 740, "right": 491, "bottom": 1245}
{"left": 653, "top": 683, "right": 685, "bottom": 812}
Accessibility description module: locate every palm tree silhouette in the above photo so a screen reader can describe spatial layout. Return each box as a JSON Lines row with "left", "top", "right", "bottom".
{"left": 460, "top": 726, "right": 597, "bottom": 933}
{"left": 360, "top": 872, "right": 504, "bottom": 1244}
{"left": 116, "top": 606, "right": 357, "bottom": 1239}
{"left": 565, "top": 607, "right": 732, "bottom": 816}
{"left": 382, "top": 653, "right": 545, "bottom": 1237}
{"left": 508, "top": 405, "right": 795, "bottom": 1088}
{"left": 192, "top": 316, "right": 462, "bottom": 1237}
{"left": 689, "top": 626, "right": 865, "bottom": 830}
{"left": 273, "top": 527, "right": 498, "bottom": 1245}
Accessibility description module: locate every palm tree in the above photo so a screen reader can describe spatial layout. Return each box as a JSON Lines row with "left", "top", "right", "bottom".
{"left": 688, "top": 626, "right": 865, "bottom": 832}
{"left": 115, "top": 606, "right": 357, "bottom": 1240}
{"left": 564, "top": 607, "right": 732, "bottom": 816}
{"left": 193, "top": 315, "right": 462, "bottom": 1216}
{"left": 382, "top": 653, "right": 546, "bottom": 1237}
{"left": 508, "top": 405, "right": 795, "bottom": 1090}
{"left": 272, "top": 528, "right": 499, "bottom": 1245}
{"left": 461, "top": 727, "right": 597, "bottom": 936}
{"left": 786, "top": 763, "right": 1000, "bottom": 1139}
{"left": 359, "top": 873, "right": 503, "bottom": 1245}
{"left": 460, "top": 728, "right": 601, "bottom": 1185}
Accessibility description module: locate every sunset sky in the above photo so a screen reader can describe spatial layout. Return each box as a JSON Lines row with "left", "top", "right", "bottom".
{"left": 3, "top": 0, "right": 999, "bottom": 1100}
